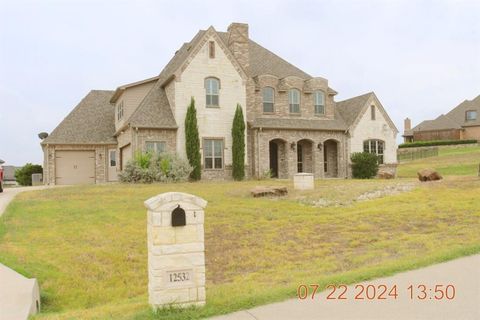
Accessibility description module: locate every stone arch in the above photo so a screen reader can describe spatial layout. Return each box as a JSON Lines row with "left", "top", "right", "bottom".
{"left": 323, "top": 139, "right": 339, "bottom": 178}
{"left": 296, "top": 138, "right": 314, "bottom": 173}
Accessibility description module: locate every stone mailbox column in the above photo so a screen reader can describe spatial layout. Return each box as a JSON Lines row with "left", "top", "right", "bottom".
{"left": 144, "top": 192, "right": 207, "bottom": 308}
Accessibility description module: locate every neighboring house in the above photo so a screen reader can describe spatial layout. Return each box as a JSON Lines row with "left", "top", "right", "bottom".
{"left": 403, "top": 95, "right": 480, "bottom": 142}
{"left": 41, "top": 22, "right": 398, "bottom": 185}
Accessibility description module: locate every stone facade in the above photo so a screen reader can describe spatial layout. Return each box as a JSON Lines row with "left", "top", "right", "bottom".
{"left": 252, "top": 128, "right": 348, "bottom": 179}
{"left": 145, "top": 192, "right": 207, "bottom": 308}
{"left": 44, "top": 22, "right": 399, "bottom": 184}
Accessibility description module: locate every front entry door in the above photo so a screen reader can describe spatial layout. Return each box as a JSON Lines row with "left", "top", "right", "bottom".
{"left": 269, "top": 141, "right": 278, "bottom": 178}
{"left": 108, "top": 149, "right": 118, "bottom": 181}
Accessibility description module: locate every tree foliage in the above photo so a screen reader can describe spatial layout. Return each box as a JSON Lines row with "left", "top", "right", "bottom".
{"left": 15, "top": 163, "right": 43, "bottom": 186}
{"left": 185, "top": 97, "right": 201, "bottom": 180}
{"left": 231, "top": 104, "right": 246, "bottom": 180}
{"left": 350, "top": 152, "right": 379, "bottom": 179}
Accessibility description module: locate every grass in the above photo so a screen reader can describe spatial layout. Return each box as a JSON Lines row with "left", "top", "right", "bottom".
{"left": 397, "top": 145, "right": 480, "bottom": 177}
{"left": 0, "top": 146, "right": 479, "bottom": 319}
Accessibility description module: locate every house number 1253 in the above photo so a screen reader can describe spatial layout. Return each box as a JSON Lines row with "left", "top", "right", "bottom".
{"left": 169, "top": 271, "right": 190, "bottom": 282}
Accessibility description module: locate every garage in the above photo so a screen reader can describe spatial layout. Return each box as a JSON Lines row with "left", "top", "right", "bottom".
{"left": 55, "top": 151, "right": 95, "bottom": 185}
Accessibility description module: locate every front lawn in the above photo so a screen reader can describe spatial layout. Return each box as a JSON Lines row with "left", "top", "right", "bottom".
{"left": 397, "top": 145, "right": 480, "bottom": 177}
{"left": 1, "top": 177, "right": 479, "bottom": 320}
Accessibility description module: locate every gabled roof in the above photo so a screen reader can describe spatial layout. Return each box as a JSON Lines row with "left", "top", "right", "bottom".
{"left": 118, "top": 26, "right": 317, "bottom": 130}
{"left": 336, "top": 92, "right": 373, "bottom": 127}
{"left": 446, "top": 95, "right": 480, "bottom": 127}
{"left": 42, "top": 90, "right": 116, "bottom": 145}
{"left": 336, "top": 92, "right": 399, "bottom": 133}
{"left": 110, "top": 75, "right": 159, "bottom": 103}
{"left": 411, "top": 94, "right": 480, "bottom": 132}
{"left": 126, "top": 82, "right": 177, "bottom": 130}
{"left": 413, "top": 114, "right": 462, "bottom": 131}
{"left": 217, "top": 32, "right": 312, "bottom": 79}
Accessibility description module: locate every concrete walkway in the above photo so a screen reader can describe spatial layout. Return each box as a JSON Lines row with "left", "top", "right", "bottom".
{"left": 0, "top": 186, "right": 49, "bottom": 320}
{"left": 210, "top": 254, "right": 480, "bottom": 320}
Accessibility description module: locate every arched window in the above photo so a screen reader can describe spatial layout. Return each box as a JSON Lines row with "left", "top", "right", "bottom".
{"left": 262, "top": 87, "right": 275, "bottom": 113}
{"left": 288, "top": 89, "right": 300, "bottom": 114}
{"left": 363, "top": 139, "right": 385, "bottom": 164}
{"left": 205, "top": 77, "right": 220, "bottom": 107}
{"left": 314, "top": 91, "right": 325, "bottom": 115}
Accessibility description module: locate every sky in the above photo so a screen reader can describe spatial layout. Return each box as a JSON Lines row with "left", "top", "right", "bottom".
{"left": 0, "top": 0, "right": 479, "bottom": 166}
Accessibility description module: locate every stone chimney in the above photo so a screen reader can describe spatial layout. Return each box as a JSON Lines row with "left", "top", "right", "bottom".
{"left": 404, "top": 117, "right": 411, "bottom": 131}
{"left": 227, "top": 22, "right": 249, "bottom": 73}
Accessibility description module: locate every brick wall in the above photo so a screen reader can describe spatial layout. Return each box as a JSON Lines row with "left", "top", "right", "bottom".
{"left": 413, "top": 129, "right": 461, "bottom": 141}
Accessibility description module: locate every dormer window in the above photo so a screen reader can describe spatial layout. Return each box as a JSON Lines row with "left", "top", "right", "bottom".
{"left": 117, "top": 101, "right": 124, "bottom": 120}
{"left": 262, "top": 87, "right": 275, "bottom": 113}
{"left": 288, "top": 89, "right": 300, "bottom": 114}
{"left": 314, "top": 91, "right": 325, "bottom": 115}
{"left": 205, "top": 77, "right": 220, "bottom": 107}
{"left": 209, "top": 41, "right": 215, "bottom": 59}
{"left": 466, "top": 110, "right": 477, "bottom": 121}
{"left": 371, "top": 105, "right": 376, "bottom": 120}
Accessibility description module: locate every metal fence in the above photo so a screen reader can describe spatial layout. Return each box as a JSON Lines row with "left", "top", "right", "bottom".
{"left": 397, "top": 147, "right": 439, "bottom": 162}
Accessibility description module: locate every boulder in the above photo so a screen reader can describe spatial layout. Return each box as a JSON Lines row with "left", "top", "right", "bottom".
{"left": 251, "top": 186, "right": 288, "bottom": 198}
{"left": 417, "top": 169, "right": 442, "bottom": 182}
{"left": 378, "top": 171, "right": 394, "bottom": 179}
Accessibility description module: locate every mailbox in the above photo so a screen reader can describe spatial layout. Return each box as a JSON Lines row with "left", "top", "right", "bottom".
{"left": 145, "top": 192, "right": 207, "bottom": 308}
{"left": 171, "top": 205, "right": 186, "bottom": 227}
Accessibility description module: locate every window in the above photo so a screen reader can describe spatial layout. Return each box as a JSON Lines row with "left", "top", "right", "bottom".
{"left": 314, "top": 91, "right": 325, "bottom": 115}
{"left": 466, "top": 110, "right": 477, "bottom": 121}
{"left": 117, "top": 101, "right": 124, "bottom": 120}
{"left": 109, "top": 150, "right": 116, "bottom": 167}
{"left": 209, "top": 41, "right": 215, "bottom": 59}
{"left": 203, "top": 139, "right": 223, "bottom": 169}
{"left": 371, "top": 105, "right": 376, "bottom": 120}
{"left": 145, "top": 141, "right": 166, "bottom": 154}
{"left": 288, "top": 89, "right": 300, "bottom": 114}
{"left": 205, "top": 77, "right": 220, "bottom": 107}
{"left": 262, "top": 87, "right": 275, "bottom": 113}
{"left": 363, "top": 139, "right": 384, "bottom": 164}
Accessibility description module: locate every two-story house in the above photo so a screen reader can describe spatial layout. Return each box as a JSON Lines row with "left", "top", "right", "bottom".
{"left": 41, "top": 22, "right": 398, "bottom": 185}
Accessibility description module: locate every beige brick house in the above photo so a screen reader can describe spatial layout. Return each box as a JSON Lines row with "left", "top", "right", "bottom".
{"left": 41, "top": 22, "right": 398, "bottom": 185}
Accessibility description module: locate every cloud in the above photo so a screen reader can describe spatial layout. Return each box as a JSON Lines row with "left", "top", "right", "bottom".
{"left": 0, "top": 0, "right": 479, "bottom": 165}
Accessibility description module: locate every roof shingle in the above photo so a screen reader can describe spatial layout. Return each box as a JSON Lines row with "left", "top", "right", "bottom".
{"left": 42, "top": 90, "right": 116, "bottom": 145}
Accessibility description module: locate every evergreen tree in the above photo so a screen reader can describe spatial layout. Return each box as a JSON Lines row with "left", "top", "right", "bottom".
{"left": 185, "top": 97, "right": 201, "bottom": 180}
{"left": 231, "top": 104, "right": 246, "bottom": 180}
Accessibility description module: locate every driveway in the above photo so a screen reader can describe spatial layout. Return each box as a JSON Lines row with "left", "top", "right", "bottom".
{"left": 210, "top": 254, "right": 480, "bottom": 320}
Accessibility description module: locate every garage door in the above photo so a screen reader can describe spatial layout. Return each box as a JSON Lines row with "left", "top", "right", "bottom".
{"left": 55, "top": 151, "right": 95, "bottom": 185}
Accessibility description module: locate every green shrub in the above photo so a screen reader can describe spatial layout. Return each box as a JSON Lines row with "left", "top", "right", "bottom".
{"left": 399, "top": 139, "right": 477, "bottom": 148}
{"left": 119, "top": 152, "right": 192, "bottom": 183}
{"left": 231, "top": 104, "right": 245, "bottom": 181}
{"left": 14, "top": 163, "right": 43, "bottom": 186}
{"left": 185, "top": 97, "right": 201, "bottom": 181}
{"left": 351, "top": 152, "right": 379, "bottom": 179}
{"left": 134, "top": 151, "right": 152, "bottom": 169}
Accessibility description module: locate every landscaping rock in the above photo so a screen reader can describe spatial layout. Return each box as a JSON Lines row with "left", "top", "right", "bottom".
{"left": 251, "top": 186, "right": 288, "bottom": 197}
{"left": 417, "top": 169, "right": 442, "bottom": 182}
{"left": 378, "top": 171, "right": 394, "bottom": 179}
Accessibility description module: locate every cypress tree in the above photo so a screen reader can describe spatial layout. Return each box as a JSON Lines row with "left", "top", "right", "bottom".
{"left": 231, "top": 104, "right": 246, "bottom": 180}
{"left": 185, "top": 97, "right": 201, "bottom": 180}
